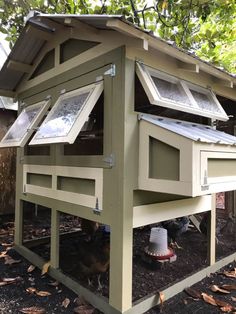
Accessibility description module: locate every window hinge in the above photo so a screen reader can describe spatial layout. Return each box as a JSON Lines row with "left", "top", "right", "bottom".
{"left": 103, "top": 153, "right": 115, "bottom": 167}
{"left": 104, "top": 64, "right": 116, "bottom": 77}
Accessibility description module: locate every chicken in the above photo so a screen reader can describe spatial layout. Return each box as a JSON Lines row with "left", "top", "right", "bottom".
{"left": 77, "top": 235, "right": 110, "bottom": 290}
{"left": 80, "top": 218, "right": 99, "bottom": 242}
{"left": 161, "top": 216, "right": 189, "bottom": 249}
{"left": 199, "top": 212, "right": 221, "bottom": 244}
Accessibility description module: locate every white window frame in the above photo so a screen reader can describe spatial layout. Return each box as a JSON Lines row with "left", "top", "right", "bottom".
{"left": 136, "top": 62, "right": 228, "bottom": 121}
{"left": 29, "top": 81, "right": 103, "bottom": 146}
{"left": 0, "top": 99, "right": 51, "bottom": 148}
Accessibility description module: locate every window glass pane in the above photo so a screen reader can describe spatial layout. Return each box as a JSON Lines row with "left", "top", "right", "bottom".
{"left": 151, "top": 76, "right": 191, "bottom": 105}
{"left": 35, "top": 92, "right": 90, "bottom": 139}
{"left": 4, "top": 105, "right": 42, "bottom": 141}
{"left": 190, "top": 89, "right": 221, "bottom": 113}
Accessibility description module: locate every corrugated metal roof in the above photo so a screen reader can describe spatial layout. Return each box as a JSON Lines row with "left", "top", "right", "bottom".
{"left": 140, "top": 114, "right": 236, "bottom": 145}
{"left": 0, "top": 13, "right": 235, "bottom": 95}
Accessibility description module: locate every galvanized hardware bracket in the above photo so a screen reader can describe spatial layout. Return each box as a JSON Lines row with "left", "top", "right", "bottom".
{"left": 104, "top": 64, "right": 116, "bottom": 77}
{"left": 103, "top": 153, "right": 115, "bottom": 167}
{"left": 201, "top": 170, "right": 209, "bottom": 191}
{"left": 23, "top": 184, "right": 27, "bottom": 195}
{"left": 93, "top": 197, "right": 102, "bottom": 215}
{"left": 45, "top": 95, "right": 51, "bottom": 100}
{"left": 60, "top": 89, "right": 66, "bottom": 95}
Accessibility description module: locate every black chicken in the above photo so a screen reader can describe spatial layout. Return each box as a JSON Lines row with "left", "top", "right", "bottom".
{"left": 161, "top": 216, "right": 189, "bottom": 249}
{"left": 76, "top": 235, "right": 110, "bottom": 290}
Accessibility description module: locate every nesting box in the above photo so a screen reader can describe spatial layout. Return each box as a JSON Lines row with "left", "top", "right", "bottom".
{"left": 0, "top": 12, "right": 235, "bottom": 314}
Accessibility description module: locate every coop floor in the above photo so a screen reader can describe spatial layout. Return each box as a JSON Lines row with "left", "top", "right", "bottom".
{"left": 21, "top": 209, "right": 236, "bottom": 303}
{"left": 0, "top": 211, "right": 235, "bottom": 313}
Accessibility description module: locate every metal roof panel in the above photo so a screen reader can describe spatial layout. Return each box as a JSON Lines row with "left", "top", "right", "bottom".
{"left": 140, "top": 114, "right": 236, "bottom": 145}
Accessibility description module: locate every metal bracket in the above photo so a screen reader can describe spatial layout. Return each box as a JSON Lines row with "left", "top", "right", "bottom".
{"left": 104, "top": 64, "right": 116, "bottom": 77}
{"left": 93, "top": 197, "right": 102, "bottom": 215}
{"left": 103, "top": 153, "right": 115, "bottom": 167}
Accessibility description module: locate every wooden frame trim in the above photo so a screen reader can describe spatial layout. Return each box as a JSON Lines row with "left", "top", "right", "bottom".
{"left": 29, "top": 81, "right": 103, "bottom": 145}
{"left": 0, "top": 99, "right": 51, "bottom": 148}
{"left": 133, "top": 195, "right": 211, "bottom": 227}
{"left": 23, "top": 165, "right": 103, "bottom": 209}
{"left": 136, "top": 62, "right": 228, "bottom": 121}
{"left": 138, "top": 119, "right": 194, "bottom": 196}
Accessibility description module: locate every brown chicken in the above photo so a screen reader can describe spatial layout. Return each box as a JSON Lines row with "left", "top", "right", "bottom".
{"left": 80, "top": 218, "right": 99, "bottom": 242}
{"left": 77, "top": 236, "right": 110, "bottom": 290}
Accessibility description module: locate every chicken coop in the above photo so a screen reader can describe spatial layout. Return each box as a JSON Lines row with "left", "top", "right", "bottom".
{"left": 0, "top": 12, "right": 235, "bottom": 314}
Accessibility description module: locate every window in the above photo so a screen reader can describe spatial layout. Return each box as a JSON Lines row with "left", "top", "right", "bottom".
{"left": 29, "top": 81, "right": 103, "bottom": 146}
{"left": 136, "top": 62, "right": 228, "bottom": 121}
{"left": 0, "top": 100, "right": 50, "bottom": 148}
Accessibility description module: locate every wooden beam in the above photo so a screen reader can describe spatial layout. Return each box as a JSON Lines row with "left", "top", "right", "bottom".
{"left": 133, "top": 195, "right": 211, "bottom": 228}
{"left": 25, "top": 24, "right": 54, "bottom": 41}
{"left": 178, "top": 60, "right": 199, "bottom": 73}
{"left": 0, "top": 89, "right": 16, "bottom": 98}
{"left": 7, "top": 60, "right": 33, "bottom": 73}
{"left": 64, "top": 17, "right": 100, "bottom": 35}
{"left": 213, "top": 77, "right": 234, "bottom": 89}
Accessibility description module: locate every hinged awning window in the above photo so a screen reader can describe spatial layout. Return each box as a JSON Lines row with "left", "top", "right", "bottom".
{"left": 29, "top": 81, "right": 103, "bottom": 145}
{"left": 0, "top": 100, "right": 50, "bottom": 148}
{"left": 136, "top": 62, "right": 228, "bottom": 121}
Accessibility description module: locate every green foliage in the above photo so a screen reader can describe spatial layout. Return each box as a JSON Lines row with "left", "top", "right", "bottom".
{"left": 0, "top": 0, "right": 235, "bottom": 73}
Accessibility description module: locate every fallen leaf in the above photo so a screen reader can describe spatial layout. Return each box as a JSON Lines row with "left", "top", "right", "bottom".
{"left": 223, "top": 269, "right": 236, "bottom": 278}
{"left": 201, "top": 293, "right": 217, "bottom": 306}
{"left": 184, "top": 287, "right": 201, "bottom": 299}
{"left": 74, "top": 305, "right": 94, "bottom": 314}
{"left": 159, "top": 291, "right": 164, "bottom": 312}
{"left": 222, "top": 284, "right": 236, "bottom": 291}
{"left": 215, "top": 299, "right": 233, "bottom": 308}
{"left": 0, "top": 276, "right": 22, "bottom": 286}
{"left": 26, "top": 287, "right": 37, "bottom": 294}
{"left": 210, "top": 285, "right": 230, "bottom": 294}
{"left": 0, "top": 251, "right": 7, "bottom": 258}
{"left": 41, "top": 261, "right": 50, "bottom": 276}
{"left": 36, "top": 290, "right": 51, "bottom": 297}
{"left": 19, "top": 306, "right": 46, "bottom": 313}
{"left": 62, "top": 298, "right": 70, "bottom": 308}
{"left": 4, "top": 256, "right": 21, "bottom": 265}
{"left": 220, "top": 305, "right": 235, "bottom": 313}
{"left": 27, "top": 265, "right": 36, "bottom": 273}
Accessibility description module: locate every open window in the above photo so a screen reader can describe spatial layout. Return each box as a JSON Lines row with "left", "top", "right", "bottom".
{"left": 0, "top": 100, "right": 50, "bottom": 148}
{"left": 136, "top": 62, "right": 228, "bottom": 121}
{"left": 29, "top": 81, "right": 103, "bottom": 146}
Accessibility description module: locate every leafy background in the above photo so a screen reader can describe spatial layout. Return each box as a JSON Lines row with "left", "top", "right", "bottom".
{"left": 0, "top": 0, "right": 235, "bottom": 73}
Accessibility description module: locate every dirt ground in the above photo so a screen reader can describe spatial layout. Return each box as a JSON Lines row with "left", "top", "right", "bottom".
{"left": 0, "top": 209, "right": 235, "bottom": 313}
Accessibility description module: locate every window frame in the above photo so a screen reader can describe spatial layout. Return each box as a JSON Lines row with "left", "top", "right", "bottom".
{"left": 136, "top": 62, "right": 228, "bottom": 121}
{"left": 29, "top": 81, "right": 103, "bottom": 146}
{"left": 0, "top": 99, "right": 51, "bottom": 148}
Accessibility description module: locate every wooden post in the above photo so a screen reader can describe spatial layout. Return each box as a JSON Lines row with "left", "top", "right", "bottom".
{"left": 207, "top": 194, "right": 216, "bottom": 265}
{"left": 50, "top": 208, "right": 60, "bottom": 268}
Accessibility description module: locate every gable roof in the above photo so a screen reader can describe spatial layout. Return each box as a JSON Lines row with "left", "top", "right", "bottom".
{"left": 0, "top": 12, "right": 235, "bottom": 97}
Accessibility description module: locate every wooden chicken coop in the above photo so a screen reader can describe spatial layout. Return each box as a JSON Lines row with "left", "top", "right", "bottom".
{"left": 0, "top": 12, "right": 235, "bottom": 313}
